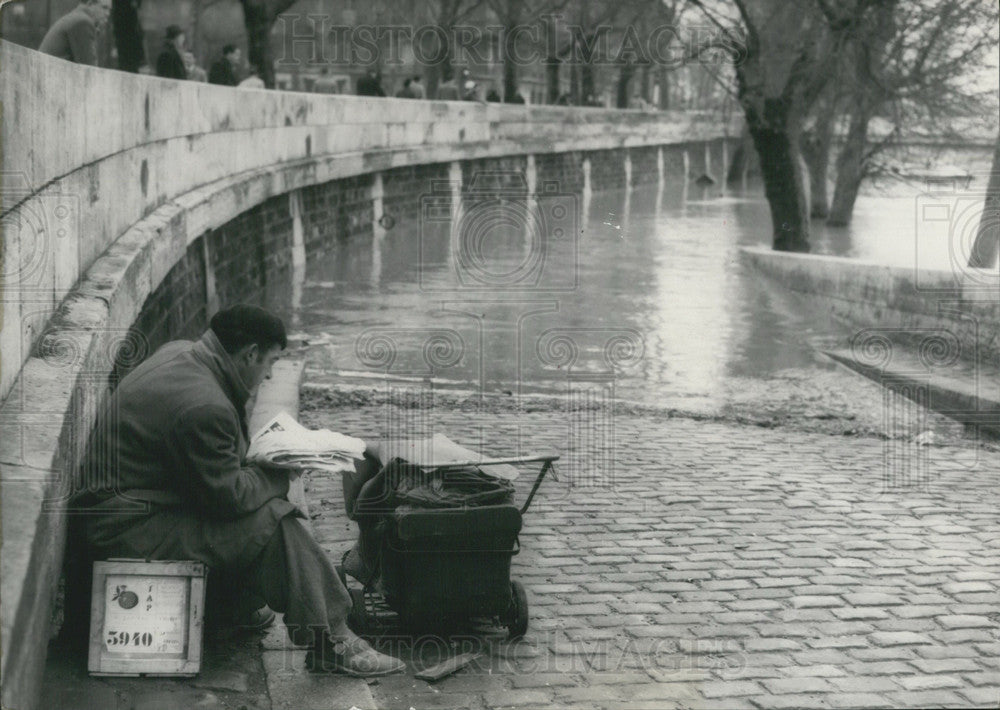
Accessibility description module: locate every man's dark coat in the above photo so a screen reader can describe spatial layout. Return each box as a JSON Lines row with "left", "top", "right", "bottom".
{"left": 81, "top": 330, "right": 298, "bottom": 573}
{"left": 208, "top": 57, "right": 238, "bottom": 86}
{"left": 156, "top": 44, "right": 186, "bottom": 79}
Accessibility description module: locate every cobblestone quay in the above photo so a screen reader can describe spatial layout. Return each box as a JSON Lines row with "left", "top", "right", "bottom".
{"left": 299, "top": 387, "right": 1000, "bottom": 710}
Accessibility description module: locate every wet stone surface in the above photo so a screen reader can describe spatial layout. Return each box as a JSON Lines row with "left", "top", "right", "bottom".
{"left": 299, "top": 392, "right": 1000, "bottom": 710}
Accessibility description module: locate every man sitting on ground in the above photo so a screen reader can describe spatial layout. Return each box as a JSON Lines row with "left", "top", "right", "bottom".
{"left": 77, "top": 305, "right": 404, "bottom": 676}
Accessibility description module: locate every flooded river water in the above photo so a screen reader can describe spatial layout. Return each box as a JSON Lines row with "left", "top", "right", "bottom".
{"left": 272, "top": 146, "right": 993, "bottom": 437}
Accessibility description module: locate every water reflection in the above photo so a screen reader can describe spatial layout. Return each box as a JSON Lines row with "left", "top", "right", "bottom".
{"left": 280, "top": 149, "right": 993, "bottom": 408}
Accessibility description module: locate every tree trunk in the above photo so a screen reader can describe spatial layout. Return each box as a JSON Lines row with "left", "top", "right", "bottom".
{"left": 111, "top": 0, "right": 144, "bottom": 72}
{"left": 569, "top": 59, "right": 580, "bottom": 104}
{"left": 545, "top": 15, "right": 560, "bottom": 103}
{"left": 500, "top": 0, "right": 523, "bottom": 102}
{"left": 581, "top": 39, "right": 596, "bottom": 103}
{"left": 616, "top": 61, "right": 634, "bottom": 108}
{"left": 802, "top": 107, "right": 835, "bottom": 219}
{"left": 426, "top": 61, "right": 441, "bottom": 99}
{"left": 969, "top": 133, "right": 1000, "bottom": 268}
{"left": 828, "top": 109, "right": 870, "bottom": 226}
{"left": 658, "top": 66, "right": 670, "bottom": 110}
{"left": 239, "top": 0, "right": 293, "bottom": 89}
{"left": 726, "top": 125, "right": 754, "bottom": 184}
{"left": 502, "top": 32, "right": 519, "bottom": 100}
{"left": 745, "top": 100, "right": 810, "bottom": 252}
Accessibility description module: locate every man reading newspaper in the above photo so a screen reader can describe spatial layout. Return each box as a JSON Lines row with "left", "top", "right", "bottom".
{"left": 76, "top": 305, "right": 404, "bottom": 676}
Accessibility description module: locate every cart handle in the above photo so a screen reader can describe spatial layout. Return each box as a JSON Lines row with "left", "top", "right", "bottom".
{"left": 421, "top": 454, "right": 561, "bottom": 470}
{"left": 520, "top": 459, "right": 559, "bottom": 516}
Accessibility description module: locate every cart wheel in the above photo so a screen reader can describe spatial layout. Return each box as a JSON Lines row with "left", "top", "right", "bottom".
{"left": 507, "top": 581, "right": 529, "bottom": 640}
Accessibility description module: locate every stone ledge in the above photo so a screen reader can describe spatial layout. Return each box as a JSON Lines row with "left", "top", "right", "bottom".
{"left": 739, "top": 246, "right": 1000, "bottom": 369}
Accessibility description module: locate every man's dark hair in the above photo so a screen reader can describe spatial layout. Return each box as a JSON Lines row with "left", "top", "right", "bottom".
{"left": 402, "top": 78, "right": 412, "bottom": 88}
{"left": 210, "top": 305, "right": 287, "bottom": 354}
{"left": 222, "top": 44, "right": 237, "bottom": 56}
{"left": 165, "top": 25, "right": 184, "bottom": 41}
{"left": 412, "top": 75, "right": 421, "bottom": 82}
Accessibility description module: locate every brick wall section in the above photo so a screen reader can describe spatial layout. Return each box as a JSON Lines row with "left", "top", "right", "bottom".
{"left": 661, "top": 144, "right": 688, "bottom": 180}
{"left": 683, "top": 141, "right": 708, "bottom": 177}
{"left": 630, "top": 146, "right": 660, "bottom": 186}
{"left": 301, "top": 174, "right": 375, "bottom": 254}
{"left": 536, "top": 152, "right": 584, "bottom": 194}
{"left": 127, "top": 141, "right": 731, "bottom": 358}
{"left": 462, "top": 156, "right": 530, "bottom": 195}
{"left": 382, "top": 163, "right": 452, "bottom": 224}
{"left": 130, "top": 238, "right": 208, "bottom": 362}
{"left": 209, "top": 194, "right": 296, "bottom": 310}
{"left": 585, "top": 149, "right": 627, "bottom": 192}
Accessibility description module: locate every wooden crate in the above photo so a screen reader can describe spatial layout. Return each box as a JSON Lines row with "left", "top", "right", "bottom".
{"left": 88, "top": 559, "right": 206, "bottom": 677}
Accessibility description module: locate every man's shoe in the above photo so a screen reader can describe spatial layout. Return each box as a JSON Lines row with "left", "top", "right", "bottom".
{"left": 240, "top": 606, "right": 277, "bottom": 631}
{"left": 305, "top": 632, "right": 405, "bottom": 677}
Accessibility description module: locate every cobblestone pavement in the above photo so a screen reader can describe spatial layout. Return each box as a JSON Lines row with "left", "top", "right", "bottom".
{"left": 300, "top": 388, "right": 1000, "bottom": 710}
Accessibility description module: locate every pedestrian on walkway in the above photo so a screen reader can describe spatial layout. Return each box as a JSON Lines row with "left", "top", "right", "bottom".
{"left": 395, "top": 77, "right": 417, "bottom": 98}
{"left": 38, "top": 0, "right": 111, "bottom": 66}
{"left": 155, "top": 25, "right": 187, "bottom": 80}
{"left": 239, "top": 65, "right": 266, "bottom": 89}
{"left": 437, "top": 68, "right": 469, "bottom": 101}
{"left": 183, "top": 51, "right": 207, "bottom": 82}
{"left": 208, "top": 45, "right": 241, "bottom": 86}
{"left": 357, "top": 69, "right": 386, "bottom": 97}
{"left": 75, "top": 305, "right": 405, "bottom": 677}
{"left": 409, "top": 75, "right": 426, "bottom": 99}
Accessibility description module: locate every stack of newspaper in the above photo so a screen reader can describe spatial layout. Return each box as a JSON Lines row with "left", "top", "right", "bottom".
{"left": 247, "top": 411, "right": 366, "bottom": 475}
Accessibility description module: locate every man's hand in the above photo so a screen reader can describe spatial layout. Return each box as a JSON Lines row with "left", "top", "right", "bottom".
{"left": 260, "top": 460, "right": 303, "bottom": 481}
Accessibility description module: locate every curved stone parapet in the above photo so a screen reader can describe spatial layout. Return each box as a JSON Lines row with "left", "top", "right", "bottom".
{"left": 0, "top": 38, "right": 737, "bottom": 710}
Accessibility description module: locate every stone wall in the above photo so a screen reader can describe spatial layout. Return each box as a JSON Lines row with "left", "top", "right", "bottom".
{"left": 740, "top": 246, "right": 1000, "bottom": 368}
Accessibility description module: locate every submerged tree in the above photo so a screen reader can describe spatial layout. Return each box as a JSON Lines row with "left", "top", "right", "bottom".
{"left": 689, "top": 0, "right": 841, "bottom": 252}
{"left": 824, "top": 0, "right": 999, "bottom": 226}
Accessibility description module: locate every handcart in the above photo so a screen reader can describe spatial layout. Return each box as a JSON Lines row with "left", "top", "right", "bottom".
{"left": 337, "top": 436, "right": 559, "bottom": 641}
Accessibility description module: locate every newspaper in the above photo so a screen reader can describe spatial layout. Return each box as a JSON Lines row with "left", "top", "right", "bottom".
{"left": 247, "top": 411, "right": 366, "bottom": 475}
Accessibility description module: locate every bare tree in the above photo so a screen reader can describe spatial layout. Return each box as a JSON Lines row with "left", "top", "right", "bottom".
{"left": 689, "top": 0, "right": 839, "bottom": 251}
{"left": 239, "top": 0, "right": 298, "bottom": 88}
{"left": 486, "top": 0, "right": 572, "bottom": 101}
{"left": 414, "top": 0, "right": 486, "bottom": 97}
{"left": 825, "top": 0, "right": 999, "bottom": 225}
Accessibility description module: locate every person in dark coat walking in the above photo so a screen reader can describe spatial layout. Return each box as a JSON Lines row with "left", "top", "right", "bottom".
{"left": 155, "top": 24, "right": 187, "bottom": 80}
{"left": 395, "top": 77, "right": 417, "bottom": 98}
{"left": 77, "top": 305, "right": 404, "bottom": 676}
{"left": 208, "top": 44, "right": 241, "bottom": 86}
{"left": 38, "top": 0, "right": 111, "bottom": 66}
{"left": 356, "top": 70, "right": 385, "bottom": 97}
